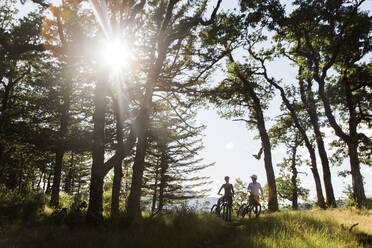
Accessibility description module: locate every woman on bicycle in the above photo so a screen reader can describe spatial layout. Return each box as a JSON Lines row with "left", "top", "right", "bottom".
{"left": 248, "top": 174, "right": 264, "bottom": 205}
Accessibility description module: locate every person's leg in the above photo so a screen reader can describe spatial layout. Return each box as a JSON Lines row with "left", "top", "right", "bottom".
{"left": 253, "top": 195, "right": 260, "bottom": 205}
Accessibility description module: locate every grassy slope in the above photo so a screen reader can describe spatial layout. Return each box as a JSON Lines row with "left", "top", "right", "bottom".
{"left": 1, "top": 209, "right": 371, "bottom": 248}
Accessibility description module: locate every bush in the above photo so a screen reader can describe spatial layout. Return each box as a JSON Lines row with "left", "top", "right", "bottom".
{"left": 0, "top": 186, "right": 46, "bottom": 222}
{"left": 58, "top": 192, "right": 74, "bottom": 209}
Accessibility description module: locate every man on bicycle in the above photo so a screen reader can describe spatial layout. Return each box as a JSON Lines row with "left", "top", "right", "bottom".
{"left": 248, "top": 174, "right": 264, "bottom": 205}
{"left": 217, "top": 176, "right": 234, "bottom": 212}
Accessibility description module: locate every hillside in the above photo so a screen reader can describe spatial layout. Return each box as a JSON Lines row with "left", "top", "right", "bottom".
{"left": 1, "top": 209, "right": 371, "bottom": 248}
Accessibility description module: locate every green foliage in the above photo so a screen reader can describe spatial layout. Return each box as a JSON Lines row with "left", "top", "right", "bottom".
{"left": 0, "top": 187, "right": 45, "bottom": 222}
{"left": 276, "top": 174, "right": 309, "bottom": 202}
{"left": 58, "top": 192, "right": 74, "bottom": 209}
{"left": 233, "top": 178, "right": 249, "bottom": 210}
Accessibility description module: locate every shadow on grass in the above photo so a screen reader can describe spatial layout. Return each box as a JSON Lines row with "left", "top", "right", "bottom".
{"left": 0, "top": 210, "right": 229, "bottom": 248}
{"left": 1, "top": 210, "right": 371, "bottom": 248}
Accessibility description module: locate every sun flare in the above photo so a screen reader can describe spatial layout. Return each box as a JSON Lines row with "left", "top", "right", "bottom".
{"left": 100, "top": 39, "right": 132, "bottom": 73}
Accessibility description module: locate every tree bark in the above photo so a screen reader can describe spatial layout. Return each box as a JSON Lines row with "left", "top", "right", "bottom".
{"left": 157, "top": 151, "right": 168, "bottom": 212}
{"left": 243, "top": 82, "right": 279, "bottom": 211}
{"left": 111, "top": 101, "right": 126, "bottom": 218}
{"left": 87, "top": 79, "right": 106, "bottom": 224}
{"left": 111, "top": 161, "right": 123, "bottom": 217}
{"left": 290, "top": 146, "right": 298, "bottom": 210}
{"left": 64, "top": 152, "right": 74, "bottom": 194}
{"left": 126, "top": 110, "right": 149, "bottom": 221}
{"left": 228, "top": 55, "right": 279, "bottom": 211}
{"left": 299, "top": 77, "right": 336, "bottom": 207}
{"left": 315, "top": 73, "right": 367, "bottom": 208}
{"left": 151, "top": 162, "right": 159, "bottom": 214}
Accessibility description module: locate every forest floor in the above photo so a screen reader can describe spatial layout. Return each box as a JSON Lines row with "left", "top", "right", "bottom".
{"left": 0, "top": 209, "right": 371, "bottom": 248}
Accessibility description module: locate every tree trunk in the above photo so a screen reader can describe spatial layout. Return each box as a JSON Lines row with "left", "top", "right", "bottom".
{"left": 87, "top": 79, "right": 106, "bottom": 224}
{"left": 111, "top": 161, "right": 123, "bottom": 217}
{"left": 261, "top": 74, "right": 326, "bottom": 209}
{"left": 157, "top": 151, "right": 168, "bottom": 212}
{"left": 309, "top": 148, "right": 326, "bottom": 209}
{"left": 51, "top": 151, "right": 64, "bottom": 206}
{"left": 64, "top": 153, "right": 74, "bottom": 194}
{"left": 299, "top": 78, "right": 336, "bottom": 207}
{"left": 228, "top": 54, "right": 279, "bottom": 211}
{"left": 348, "top": 140, "right": 367, "bottom": 208}
{"left": 290, "top": 146, "right": 298, "bottom": 210}
{"left": 315, "top": 73, "right": 367, "bottom": 208}
{"left": 45, "top": 170, "right": 52, "bottom": 194}
{"left": 50, "top": 76, "right": 71, "bottom": 206}
{"left": 126, "top": 120, "right": 148, "bottom": 221}
{"left": 242, "top": 83, "right": 279, "bottom": 211}
{"left": 151, "top": 162, "right": 159, "bottom": 214}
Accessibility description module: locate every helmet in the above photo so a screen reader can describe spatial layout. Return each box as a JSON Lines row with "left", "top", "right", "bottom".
{"left": 251, "top": 174, "right": 257, "bottom": 179}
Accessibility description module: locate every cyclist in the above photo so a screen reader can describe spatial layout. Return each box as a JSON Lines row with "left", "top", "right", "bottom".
{"left": 248, "top": 174, "right": 264, "bottom": 205}
{"left": 216, "top": 176, "right": 234, "bottom": 212}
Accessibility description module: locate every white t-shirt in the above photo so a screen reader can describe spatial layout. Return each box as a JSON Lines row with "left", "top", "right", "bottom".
{"left": 248, "top": 182, "right": 261, "bottom": 196}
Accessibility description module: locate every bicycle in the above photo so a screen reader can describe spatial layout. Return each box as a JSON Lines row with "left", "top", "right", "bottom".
{"left": 210, "top": 194, "right": 233, "bottom": 221}
{"left": 239, "top": 194, "right": 262, "bottom": 219}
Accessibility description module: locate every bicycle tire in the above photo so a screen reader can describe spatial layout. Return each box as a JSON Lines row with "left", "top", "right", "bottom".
{"left": 227, "top": 204, "right": 232, "bottom": 222}
{"left": 237, "top": 203, "right": 247, "bottom": 217}
{"left": 222, "top": 203, "right": 227, "bottom": 221}
{"left": 210, "top": 204, "right": 218, "bottom": 215}
{"left": 248, "top": 203, "right": 261, "bottom": 219}
{"left": 253, "top": 203, "right": 261, "bottom": 218}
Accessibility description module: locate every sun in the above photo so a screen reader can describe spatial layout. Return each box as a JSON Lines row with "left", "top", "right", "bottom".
{"left": 100, "top": 39, "right": 132, "bottom": 73}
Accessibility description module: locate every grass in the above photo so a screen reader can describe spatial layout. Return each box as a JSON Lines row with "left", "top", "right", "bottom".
{"left": 0, "top": 209, "right": 371, "bottom": 248}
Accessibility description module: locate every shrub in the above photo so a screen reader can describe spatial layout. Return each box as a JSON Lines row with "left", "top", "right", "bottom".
{"left": 0, "top": 186, "right": 46, "bottom": 222}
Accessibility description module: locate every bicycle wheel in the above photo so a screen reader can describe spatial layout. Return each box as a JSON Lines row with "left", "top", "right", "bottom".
{"left": 210, "top": 204, "right": 218, "bottom": 215}
{"left": 241, "top": 205, "right": 248, "bottom": 219}
{"left": 237, "top": 204, "right": 247, "bottom": 217}
{"left": 248, "top": 205, "right": 254, "bottom": 219}
{"left": 248, "top": 204, "right": 261, "bottom": 219}
{"left": 253, "top": 203, "right": 261, "bottom": 218}
{"left": 222, "top": 203, "right": 228, "bottom": 221}
{"left": 227, "top": 205, "right": 232, "bottom": 222}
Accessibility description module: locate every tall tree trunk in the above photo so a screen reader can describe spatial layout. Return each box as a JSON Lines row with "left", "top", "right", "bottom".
{"left": 348, "top": 140, "right": 366, "bottom": 208}
{"left": 111, "top": 91, "right": 128, "bottom": 218}
{"left": 126, "top": 115, "right": 148, "bottom": 220}
{"left": 111, "top": 161, "right": 123, "bottom": 217}
{"left": 126, "top": 46, "right": 166, "bottom": 221}
{"left": 290, "top": 145, "right": 298, "bottom": 210}
{"left": 111, "top": 113, "right": 124, "bottom": 217}
{"left": 64, "top": 153, "right": 74, "bottom": 194}
{"left": 45, "top": 170, "right": 52, "bottom": 194}
{"left": 315, "top": 72, "right": 367, "bottom": 208}
{"left": 87, "top": 79, "right": 106, "bottom": 223}
{"left": 157, "top": 151, "right": 168, "bottom": 212}
{"left": 51, "top": 150, "right": 64, "bottom": 206}
{"left": 299, "top": 77, "right": 336, "bottom": 207}
{"left": 257, "top": 119, "right": 279, "bottom": 211}
{"left": 151, "top": 162, "right": 159, "bottom": 214}
{"left": 259, "top": 71, "right": 326, "bottom": 209}
{"left": 229, "top": 57, "right": 279, "bottom": 211}
{"left": 50, "top": 11, "right": 71, "bottom": 207}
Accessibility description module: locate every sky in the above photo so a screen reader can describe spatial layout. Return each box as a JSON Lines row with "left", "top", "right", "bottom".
{"left": 198, "top": 0, "right": 372, "bottom": 201}
{"left": 15, "top": 0, "right": 372, "bottom": 203}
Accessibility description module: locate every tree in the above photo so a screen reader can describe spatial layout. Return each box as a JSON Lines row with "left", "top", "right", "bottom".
{"left": 233, "top": 178, "right": 249, "bottom": 210}
{"left": 272, "top": 0, "right": 371, "bottom": 208}
{"left": 125, "top": 0, "right": 223, "bottom": 221}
